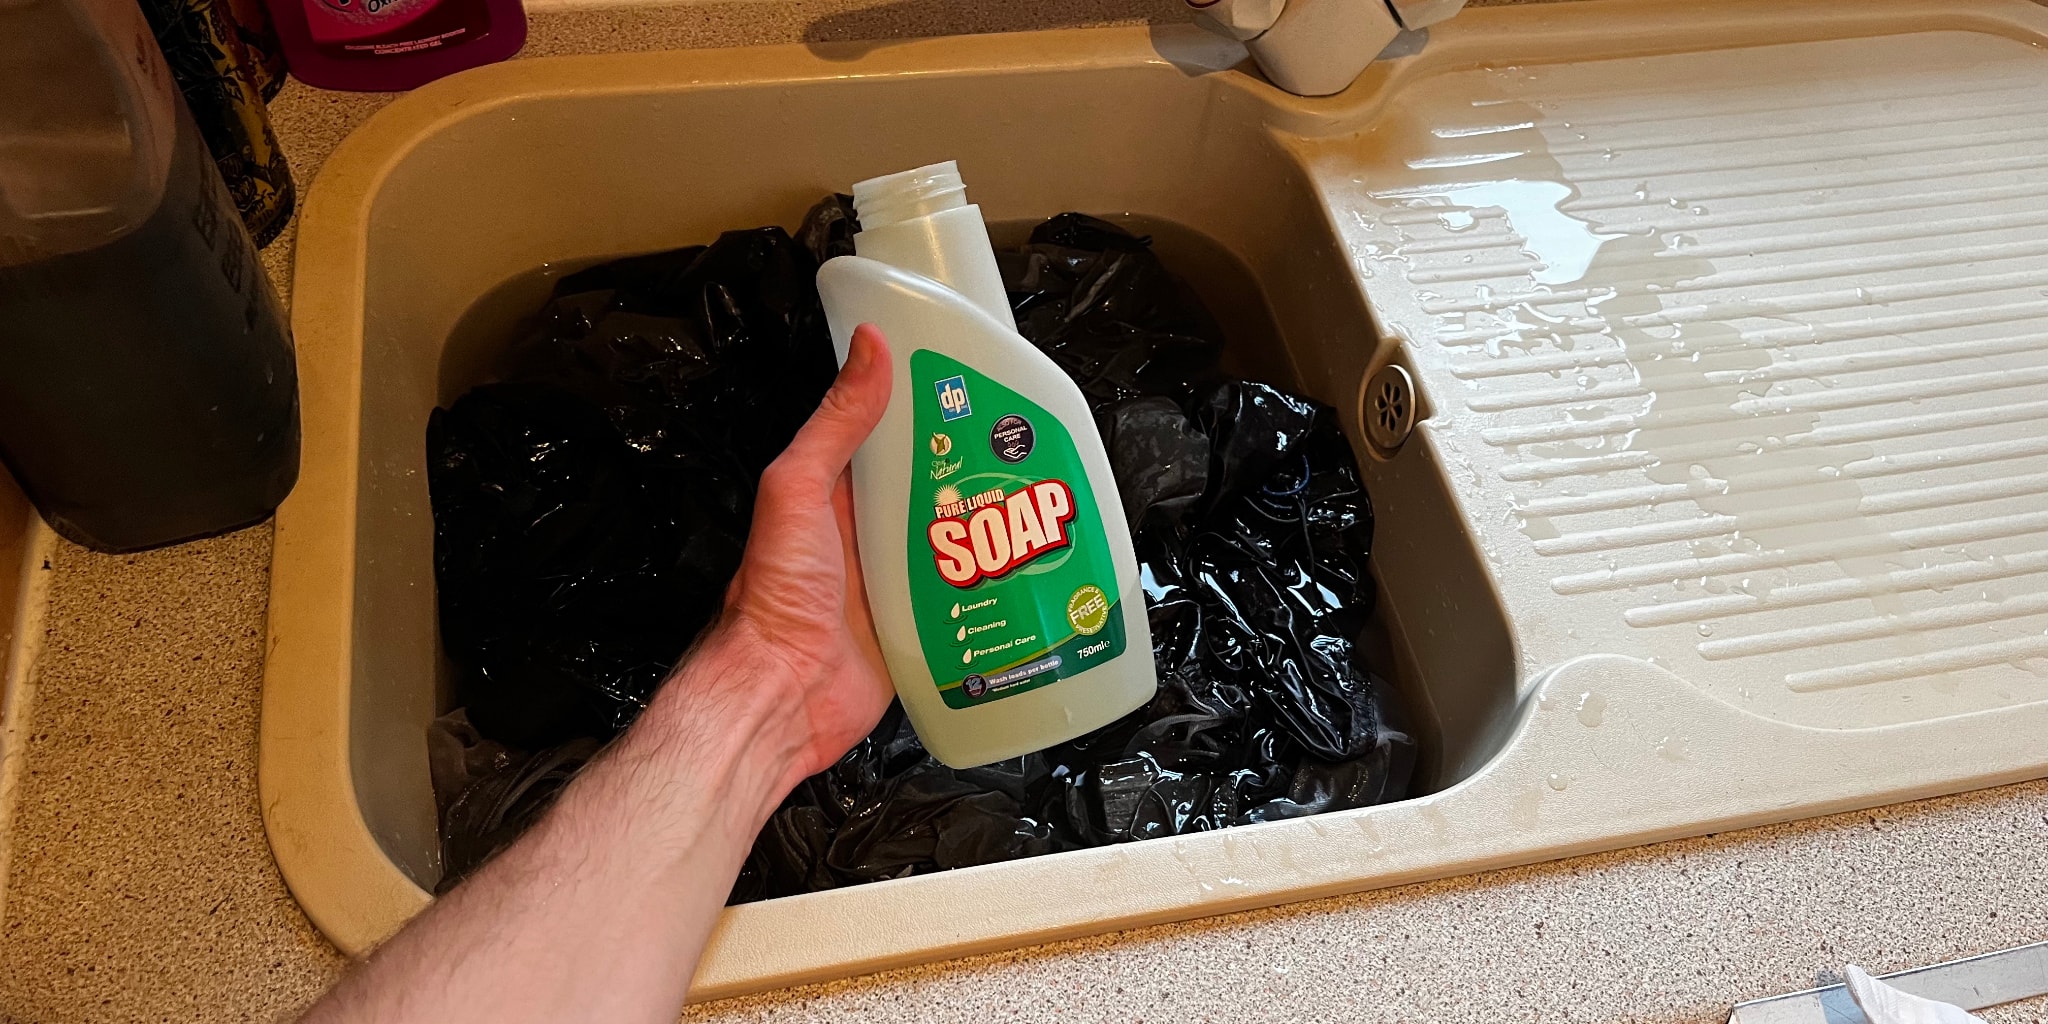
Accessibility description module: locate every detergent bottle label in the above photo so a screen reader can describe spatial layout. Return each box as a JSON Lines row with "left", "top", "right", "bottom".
{"left": 906, "top": 350, "right": 1128, "bottom": 708}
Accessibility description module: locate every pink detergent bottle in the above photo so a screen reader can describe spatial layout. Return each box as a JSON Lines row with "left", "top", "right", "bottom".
{"left": 263, "top": 0, "right": 524, "bottom": 91}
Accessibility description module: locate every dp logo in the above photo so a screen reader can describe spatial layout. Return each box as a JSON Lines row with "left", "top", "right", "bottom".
{"left": 934, "top": 376, "right": 972, "bottom": 421}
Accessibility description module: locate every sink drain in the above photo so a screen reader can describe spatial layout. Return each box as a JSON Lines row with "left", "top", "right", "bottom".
{"left": 1363, "top": 363, "right": 1416, "bottom": 454}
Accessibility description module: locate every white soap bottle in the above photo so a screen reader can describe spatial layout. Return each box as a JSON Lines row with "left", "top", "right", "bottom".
{"left": 816, "top": 162, "right": 1158, "bottom": 770}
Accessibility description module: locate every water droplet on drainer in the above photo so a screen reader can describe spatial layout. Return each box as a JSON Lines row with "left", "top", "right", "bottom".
{"left": 1656, "top": 735, "right": 1692, "bottom": 762}
{"left": 1576, "top": 691, "right": 1607, "bottom": 727}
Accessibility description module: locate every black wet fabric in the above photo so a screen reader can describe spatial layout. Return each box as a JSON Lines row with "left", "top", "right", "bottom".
{"left": 428, "top": 216, "right": 843, "bottom": 749}
{"left": 429, "top": 202, "right": 1415, "bottom": 897}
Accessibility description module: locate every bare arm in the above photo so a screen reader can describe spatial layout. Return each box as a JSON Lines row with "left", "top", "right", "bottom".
{"left": 300, "top": 325, "right": 896, "bottom": 1024}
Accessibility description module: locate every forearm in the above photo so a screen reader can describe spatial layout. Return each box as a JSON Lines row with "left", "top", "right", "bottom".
{"left": 301, "top": 325, "right": 894, "bottom": 1024}
{"left": 302, "top": 628, "right": 798, "bottom": 1024}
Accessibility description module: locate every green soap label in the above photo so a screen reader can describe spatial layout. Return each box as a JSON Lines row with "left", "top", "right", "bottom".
{"left": 908, "top": 350, "right": 1128, "bottom": 709}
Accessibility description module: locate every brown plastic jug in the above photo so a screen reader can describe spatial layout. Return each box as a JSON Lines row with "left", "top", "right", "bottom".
{"left": 0, "top": 0, "right": 300, "bottom": 552}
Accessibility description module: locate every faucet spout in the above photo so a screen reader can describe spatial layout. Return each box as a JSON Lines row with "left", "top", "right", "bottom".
{"left": 1187, "top": 0, "right": 1466, "bottom": 96}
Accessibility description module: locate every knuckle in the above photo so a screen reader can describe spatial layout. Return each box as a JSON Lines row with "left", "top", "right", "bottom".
{"left": 755, "top": 460, "right": 810, "bottom": 503}
{"left": 813, "top": 382, "right": 861, "bottom": 425}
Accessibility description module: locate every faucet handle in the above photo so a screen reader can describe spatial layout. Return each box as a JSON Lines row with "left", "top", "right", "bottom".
{"left": 1186, "top": 0, "right": 1463, "bottom": 97}
{"left": 1186, "top": 0, "right": 1287, "bottom": 40}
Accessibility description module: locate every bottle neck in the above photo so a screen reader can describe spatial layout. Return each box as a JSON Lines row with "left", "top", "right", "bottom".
{"left": 852, "top": 163, "right": 969, "bottom": 231}
{"left": 850, "top": 162, "right": 1016, "bottom": 329}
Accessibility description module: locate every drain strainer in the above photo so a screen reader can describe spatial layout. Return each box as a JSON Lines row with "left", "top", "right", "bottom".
{"left": 1362, "top": 363, "right": 1415, "bottom": 454}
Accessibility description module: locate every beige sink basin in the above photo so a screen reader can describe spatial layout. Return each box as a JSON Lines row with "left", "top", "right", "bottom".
{"left": 264, "top": 0, "right": 2048, "bottom": 1000}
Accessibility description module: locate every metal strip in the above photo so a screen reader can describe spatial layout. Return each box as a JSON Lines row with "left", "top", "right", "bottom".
{"left": 1731, "top": 941, "right": 2048, "bottom": 1024}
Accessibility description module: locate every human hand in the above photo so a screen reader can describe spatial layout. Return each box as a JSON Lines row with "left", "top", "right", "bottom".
{"left": 694, "top": 323, "right": 896, "bottom": 792}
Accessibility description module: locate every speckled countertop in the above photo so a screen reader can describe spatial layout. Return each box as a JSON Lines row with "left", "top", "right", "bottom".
{"left": 2, "top": 3, "right": 2046, "bottom": 1022}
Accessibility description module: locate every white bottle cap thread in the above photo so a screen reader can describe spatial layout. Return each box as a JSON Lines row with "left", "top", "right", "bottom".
{"left": 852, "top": 161, "right": 968, "bottom": 232}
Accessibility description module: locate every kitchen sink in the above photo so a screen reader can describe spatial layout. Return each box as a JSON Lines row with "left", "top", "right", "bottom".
{"left": 264, "top": 0, "right": 2048, "bottom": 999}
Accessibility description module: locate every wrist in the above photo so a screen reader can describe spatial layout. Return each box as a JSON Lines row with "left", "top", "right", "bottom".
{"left": 622, "top": 624, "right": 810, "bottom": 830}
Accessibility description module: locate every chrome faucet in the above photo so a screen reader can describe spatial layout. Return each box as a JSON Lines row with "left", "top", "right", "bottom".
{"left": 1187, "top": 0, "right": 1467, "bottom": 95}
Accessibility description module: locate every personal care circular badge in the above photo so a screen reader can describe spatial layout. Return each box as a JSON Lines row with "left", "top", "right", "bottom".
{"left": 1067, "top": 584, "right": 1110, "bottom": 636}
{"left": 990, "top": 414, "right": 1034, "bottom": 463}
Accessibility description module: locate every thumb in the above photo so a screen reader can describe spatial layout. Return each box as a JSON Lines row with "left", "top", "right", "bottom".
{"left": 772, "top": 324, "right": 893, "bottom": 494}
